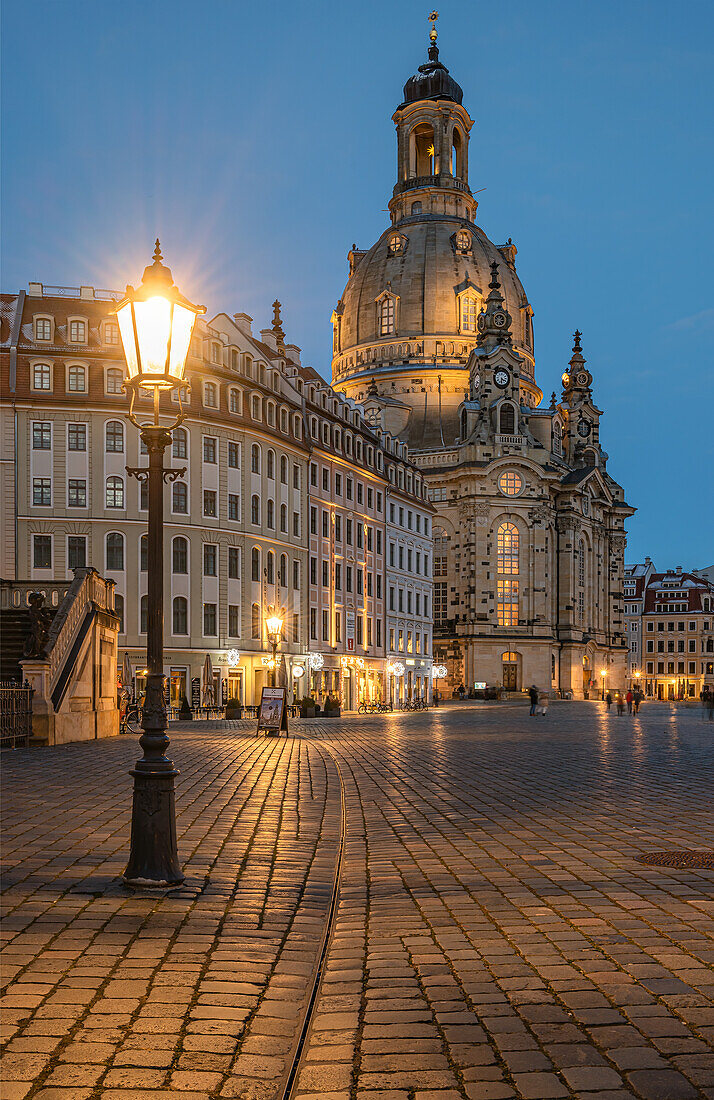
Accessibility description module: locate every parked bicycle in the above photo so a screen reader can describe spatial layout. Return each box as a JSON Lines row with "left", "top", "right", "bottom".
{"left": 358, "top": 700, "right": 392, "bottom": 714}
{"left": 400, "top": 698, "right": 429, "bottom": 711}
{"left": 120, "top": 701, "right": 142, "bottom": 735}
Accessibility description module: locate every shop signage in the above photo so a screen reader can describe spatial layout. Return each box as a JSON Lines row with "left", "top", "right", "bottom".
{"left": 191, "top": 677, "right": 201, "bottom": 708}
{"left": 341, "top": 655, "right": 365, "bottom": 670}
{"left": 474, "top": 681, "right": 486, "bottom": 689}
{"left": 221, "top": 679, "right": 228, "bottom": 704}
{"left": 346, "top": 612, "right": 355, "bottom": 651}
{"left": 257, "top": 686, "right": 288, "bottom": 737}
{"left": 406, "top": 659, "right": 415, "bottom": 666}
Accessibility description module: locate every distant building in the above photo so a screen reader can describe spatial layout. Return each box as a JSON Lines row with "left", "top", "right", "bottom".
{"left": 640, "top": 568, "right": 714, "bottom": 699}
{"left": 624, "top": 559, "right": 655, "bottom": 686}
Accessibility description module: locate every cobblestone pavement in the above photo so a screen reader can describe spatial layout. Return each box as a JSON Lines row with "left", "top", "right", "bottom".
{"left": 1, "top": 702, "right": 713, "bottom": 1100}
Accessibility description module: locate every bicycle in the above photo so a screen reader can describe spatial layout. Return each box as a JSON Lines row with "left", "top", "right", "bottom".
{"left": 120, "top": 701, "right": 142, "bottom": 735}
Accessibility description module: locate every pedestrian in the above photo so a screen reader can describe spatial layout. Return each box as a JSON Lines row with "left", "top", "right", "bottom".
{"left": 537, "top": 688, "right": 549, "bottom": 717}
{"left": 633, "top": 690, "right": 642, "bottom": 714}
{"left": 529, "top": 684, "right": 538, "bottom": 717}
{"left": 626, "top": 689, "right": 633, "bottom": 714}
{"left": 707, "top": 692, "right": 714, "bottom": 723}
{"left": 605, "top": 691, "right": 613, "bottom": 710}
{"left": 616, "top": 693, "right": 625, "bottom": 716}
{"left": 701, "top": 687, "right": 711, "bottom": 721}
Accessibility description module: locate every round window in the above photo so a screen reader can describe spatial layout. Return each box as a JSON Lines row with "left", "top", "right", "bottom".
{"left": 498, "top": 471, "right": 523, "bottom": 496}
{"left": 389, "top": 234, "right": 404, "bottom": 253}
{"left": 456, "top": 229, "right": 471, "bottom": 251}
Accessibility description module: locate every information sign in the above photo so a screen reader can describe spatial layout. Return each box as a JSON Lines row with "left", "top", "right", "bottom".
{"left": 257, "top": 686, "right": 288, "bottom": 736}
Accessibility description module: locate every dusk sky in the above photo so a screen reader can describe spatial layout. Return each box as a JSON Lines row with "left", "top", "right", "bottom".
{"left": 2, "top": 0, "right": 712, "bottom": 567}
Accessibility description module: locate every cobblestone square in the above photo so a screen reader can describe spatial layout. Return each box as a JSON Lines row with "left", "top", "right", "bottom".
{"left": 2, "top": 701, "right": 713, "bottom": 1099}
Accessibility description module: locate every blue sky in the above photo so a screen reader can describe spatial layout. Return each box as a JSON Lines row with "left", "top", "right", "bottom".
{"left": 2, "top": 0, "right": 712, "bottom": 567}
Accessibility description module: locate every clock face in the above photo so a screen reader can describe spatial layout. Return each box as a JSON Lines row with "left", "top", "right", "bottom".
{"left": 493, "top": 312, "right": 506, "bottom": 327}
{"left": 577, "top": 419, "right": 591, "bottom": 437}
{"left": 576, "top": 371, "right": 589, "bottom": 386}
{"left": 494, "top": 368, "right": 510, "bottom": 388}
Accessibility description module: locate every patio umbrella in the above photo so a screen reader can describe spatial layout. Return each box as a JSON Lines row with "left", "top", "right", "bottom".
{"left": 278, "top": 655, "right": 288, "bottom": 688}
{"left": 201, "top": 654, "right": 215, "bottom": 706}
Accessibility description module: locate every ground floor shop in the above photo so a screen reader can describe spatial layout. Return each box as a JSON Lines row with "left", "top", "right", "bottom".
{"left": 385, "top": 658, "right": 433, "bottom": 706}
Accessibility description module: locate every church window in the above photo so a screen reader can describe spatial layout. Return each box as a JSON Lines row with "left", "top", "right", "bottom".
{"left": 497, "top": 580, "right": 519, "bottom": 627}
{"left": 497, "top": 523, "right": 519, "bottom": 576}
{"left": 332, "top": 316, "right": 341, "bottom": 353}
{"left": 388, "top": 233, "right": 405, "bottom": 255}
{"left": 379, "top": 295, "right": 395, "bottom": 336}
{"left": 499, "top": 403, "right": 515, "bottom": 435}
{"left": 498, "top": 471, "right": 522, "bottom": 496}
{"left": 434, "top": 583, "right": 447, "bottom": 625}
{"left": 460, "top": 294, "right": 479, "bottom": 333}
{"left": 456, "top": 229, "right": 471, "bottom": 253}
{"left": 553, "top": 420, "right": 562, "bottom": 455}
{"left": 411, "top": 201, "right": 422, "bottom": 215}
{"left": 524, "top": 311, "right": 533, "bottom": 348}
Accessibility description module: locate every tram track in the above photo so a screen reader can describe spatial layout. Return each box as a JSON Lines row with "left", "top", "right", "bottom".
{"left": 279, "top": 740, "right": 346, "bottom": 1100}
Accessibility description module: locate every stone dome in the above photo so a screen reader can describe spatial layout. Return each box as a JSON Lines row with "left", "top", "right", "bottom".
{"left": 332, "top": 212, "right": 535, "bottom": 383}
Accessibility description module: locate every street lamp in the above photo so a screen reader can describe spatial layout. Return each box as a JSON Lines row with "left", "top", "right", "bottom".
{"left": 600, "top": 667, "right": 607, "bottom": 701}
{"left": 116, "top": 241, "right": 205, "bottom": 888}
{"left": 266, "top": 612, "right": 284, "bottom": 688}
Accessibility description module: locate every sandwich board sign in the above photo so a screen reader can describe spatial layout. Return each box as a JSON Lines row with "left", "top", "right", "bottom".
{"left": 257, "top": 686, "right": 288, "bottom": 736}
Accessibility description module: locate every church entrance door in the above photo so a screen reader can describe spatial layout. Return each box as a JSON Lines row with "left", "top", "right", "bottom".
{"left": 503, "top": 663, "right": 518, "bottom": 691}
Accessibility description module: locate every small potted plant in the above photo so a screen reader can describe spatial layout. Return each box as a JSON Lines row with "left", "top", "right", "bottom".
{"left": 225, "top": 697, "right": 242, "bottom": 720}
{"left": 300, "top": 696, "right": 316, "bottom": 718}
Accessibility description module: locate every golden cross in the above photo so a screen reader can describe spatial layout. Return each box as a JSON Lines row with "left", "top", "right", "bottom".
{"left": 429, "top": 10, "right": 439, "bottom": 44}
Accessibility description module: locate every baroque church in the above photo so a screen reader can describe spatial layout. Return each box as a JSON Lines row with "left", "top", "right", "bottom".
{"left": 331, "top": 17, "right": 634, "bottom": 697}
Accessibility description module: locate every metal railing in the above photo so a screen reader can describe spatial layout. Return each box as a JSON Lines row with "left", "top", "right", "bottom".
{"left": 0, "top": 682, "right": 33, "bottom": 749}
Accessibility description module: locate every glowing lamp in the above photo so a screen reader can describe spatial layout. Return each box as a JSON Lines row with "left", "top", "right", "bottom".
{"left": 115, "top": 240, "right": 205, "bottom": 391}
{"left": 600, "top": 669, "right": 607, "bottom": 677}
{"left": 266, "top": 614, "right": 284, "bottom": 639}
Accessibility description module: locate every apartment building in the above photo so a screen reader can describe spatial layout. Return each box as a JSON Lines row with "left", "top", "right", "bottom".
{"left": 623, "top": 558, "right": 655, "bottom": 686}
{"left": 640, "top": 568, "right": 714, "bottom": 699}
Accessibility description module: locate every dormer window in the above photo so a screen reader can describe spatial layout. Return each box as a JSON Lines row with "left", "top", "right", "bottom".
{"left": 459, "top": 292, "right": 480, "bottom": 334}
{"left": 388, "top": 233, "right": 406, "bottom": 255}
{"left": 104, "top": 322, "right": 119, "bottom": 345}
{"left": 377, "top": 292, "right": 397, "bottom": 337}
{"left": 211, "top": 343, "right": 221, "bottom": 364}
{"left": 455, "top": 229, "right": 471, "bottom": 253}
{"left": 35, "top": 317, "right": 52, "bottom": 341}
{"left": 69, "top": 320, "right": 87, "bottom": 344}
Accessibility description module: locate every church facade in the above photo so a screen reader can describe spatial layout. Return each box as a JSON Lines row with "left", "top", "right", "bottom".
{"left": 331, "top": 20, "right": 634, "bottom": 697}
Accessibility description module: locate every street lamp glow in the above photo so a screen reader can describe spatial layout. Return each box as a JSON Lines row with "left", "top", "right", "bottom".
{"left": 266, "top": 614, "right": 284, "bottom": 638}
{"left": 600, "top": 668, "right": 607, "bottom": 677}
{"left": 115, "top": 240, "right": 205, "bottom": 391}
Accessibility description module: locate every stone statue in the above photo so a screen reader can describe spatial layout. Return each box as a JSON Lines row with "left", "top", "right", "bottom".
{"left": 23, "top": 592, "right": 51, "bottom": 658}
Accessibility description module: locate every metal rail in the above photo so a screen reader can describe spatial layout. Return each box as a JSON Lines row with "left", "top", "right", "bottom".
{"left": 281, "top": 742, "right": 346, "bottom": 1099}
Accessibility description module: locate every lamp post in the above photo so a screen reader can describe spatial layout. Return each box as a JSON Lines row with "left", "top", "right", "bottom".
{"left": 115, "top": 241, "right": 205, "bottom": 888}
{"left": 266, "top": 613, "right": 284, "bottom": 688}
{"left": 600, "top": 667, "right": 607, "bottom": 701}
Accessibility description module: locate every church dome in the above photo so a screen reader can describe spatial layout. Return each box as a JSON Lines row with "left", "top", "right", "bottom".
{"left": 401, "top": 45, "right": 463, "bottom": 108}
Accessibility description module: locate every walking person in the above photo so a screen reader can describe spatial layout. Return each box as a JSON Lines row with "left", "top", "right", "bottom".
{"left": 616, "top": 693, "right": 625, "bottom": 716}
{"left": 702, "top": 687, "right": 711, "bottom": 721}
{"left": 529, "top": 684, "right": 539, "bottom": 717}
{"left": 537, "top": 688, "right": 549, "bottom": 717}
{"left": 605, "top": 691, "right": 613, "bottom": 710}
{"left": 626, "top": 689, "right": 633, "bottom": 714}
{"left": 633, "top": 690, "right": 642, "bottom": 714}
{"left": 707, "top": 691, "right": 714, "bottom": 722}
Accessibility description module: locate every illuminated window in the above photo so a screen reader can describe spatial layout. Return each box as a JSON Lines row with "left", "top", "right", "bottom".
{"left": 497, "top": 580, "right": 519, "bottom": 626}
{"left": 460, "top": 294, "right": 479, "bottom": 333}
{"left": 498, "top": 471, "right": 522, "bottom": 496}
{"left": 379, "top": 296, "right": 395, "bottom": 336}
{"left": 434, "top": 582, "right": 447, "bottom": 624}
{"left": 456, "top": 229, "right": 471, "bottom": 252}
{"left": 497, "top": 523, "right": 519, "bottom": 575}
{"left": 104, "top": 322, "right": 119, "bottom": 345}
{"left": 388, "top": 233, "right": 405, "bottom": 254}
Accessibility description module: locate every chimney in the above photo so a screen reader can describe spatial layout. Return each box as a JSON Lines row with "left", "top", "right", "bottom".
{"left": 645, "top": 556, "right": 651, "bottom": 564}
{"left": 233, "top": 312, "right": 253, "bottom": 336}
{"left": 676, "top": 565, "right": 682, "bottom": 574}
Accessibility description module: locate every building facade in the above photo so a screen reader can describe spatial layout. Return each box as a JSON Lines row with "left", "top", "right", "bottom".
{"left": 331, "top": 25, "right": 634, "bottom": 696}
{"left": 1, "top": 285, "right": 432, "bottom": 709}
{"left": 640, "top": 568, "right": 714, "bottom": 700}
{"left": 624, "top": 559, "right": 655, "bottom": 687}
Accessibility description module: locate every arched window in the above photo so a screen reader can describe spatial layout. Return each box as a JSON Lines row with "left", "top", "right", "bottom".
{"left": 251, "top": 603, "right": 260, "bottom": 639}
{"left": 106, "top": 532, "right": 124, "bottom": 571}
{"left": 106, "top": 367, "right": 124, "bottom": 394}
{"left": 251, "top": 395, "right": 261, "bottom": 420}
{"left": 33, "top": 363, "right": 52, "bottom": 390}
{"left": 379, "top": 296, "right": 395, "bottom": 336}
{"left": 251, "top": 547, "right": 260, "bottom": 582}
{"left": 203, "top": 382, "right": 217, "bottom": 407}
{"left": 452, "top": 127, "right": 463, "bottom": 178}
{"left": 140, "top": 594, "right": 148, "bottom": 633}
{"left": 413, "top": 122, "right": 435, "bottom": 175}
{"left": 140, "top": 534, "right": 148, "bottom": 571}
{"left": 251, "top": 495, "right": 260, "bottom": 525}
{"left": 279, "top": 554, "right": 288, "bottom": 587}
{"left": 35, "top": 317, "right": 51, "bottom": 341}
{"left": 411, "top": 201, "right": 422, "bottom": 215}
{"left": 106, "top": 476, "right": 124, "bottom": 509}
{"left": 578, "top": 540, "right": 585, "bottom": 588}
{"left": 280, "top": 455, "right": 288, "bottom": 484}
{"left": 293, "top": 414, "right": 302, "bottom": 438}
{"left": 173, "top": 536, "right": 188, "bottom": 573}
{"left": 266, "top": 551, "right": 274, "bottom": 585}
{"left": 173, "top": 427, "right": 187, "bottom": 459}
{"left": 173, "top": 596, "right": 188, "bottom": 634}
{"left": 553, "top": 421, "right": 562, "bottom": 456}
{"left": 497, "top": 523, "right": 519, "bottom": 575}
{"left": 280, "top": 409, "right": 288, "bottom": 432}
{"left": 499, "top": 403, "right": 515, "bottom": 435}
{"left": 105, "top": 420, "right": 124, "bottom": 452}
{"left": 229, "top": 388, "right": 240, "bottom": 413}
{"left": 68, "top": 365, "right": 86, "bottom": 392}
{"left": 460, "top": 294, "right": 478, "bottom": 333}
{"left": 251, "top": 444, "right": 260, "bottom": 473}
{"left": 267, "top": 450, "right": 275, "bottom": 479}
{"left": 172, "top": 481, "right": 188, "bottom": 513}
{"left": 267, "top": 499, "right": 275, "bottom": 529}
{"left": 496, "top": 523, "right": 519, "bottom": 627}
{"left": 280, "top": 503, "right": 287, "bottom": 533}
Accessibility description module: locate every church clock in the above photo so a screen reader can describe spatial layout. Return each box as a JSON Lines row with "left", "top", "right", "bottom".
{"left": 494, "top": 368, "right": 510, "bottom": 389}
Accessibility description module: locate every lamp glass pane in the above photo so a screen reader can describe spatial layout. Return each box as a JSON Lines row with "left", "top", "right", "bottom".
{"left": 167, "top": 302, "right": 196, "bottom": 381}
{"left": 116, "top": 301, "right": 139, "bottom": 380}
{"left": 134, "top": 296, "right": 172, "bottom": 380}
